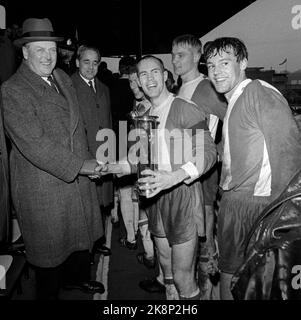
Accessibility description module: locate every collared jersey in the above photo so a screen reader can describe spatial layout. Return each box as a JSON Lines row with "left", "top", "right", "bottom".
{"left": 178, "top": 76, "right": 227, "bottom": 139}
{"left": 221, "top": 79, "right": 301, "bottom": 199}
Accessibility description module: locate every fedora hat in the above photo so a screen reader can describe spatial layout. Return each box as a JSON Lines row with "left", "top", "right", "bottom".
{"left": 14, "top": 18, "right": 64, "bottom": 47}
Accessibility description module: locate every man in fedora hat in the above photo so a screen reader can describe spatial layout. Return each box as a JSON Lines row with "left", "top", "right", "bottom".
{"left": 1, "top": 17, "right": 106, "bottom": 299}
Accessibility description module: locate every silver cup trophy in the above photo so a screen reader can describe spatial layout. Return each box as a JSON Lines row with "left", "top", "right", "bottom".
{"left": 130, "top": 113, "right": 159, "bottom": 197}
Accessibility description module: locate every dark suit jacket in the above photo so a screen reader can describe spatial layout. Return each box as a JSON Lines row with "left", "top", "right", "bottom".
{"left": 1, "top": 62, "right": 103, "bottom": 267}
{"left": 71, "top": 72, "right": 113, "bottom": 208}
{"left": 110, "top": 77, "right": 134, "bottom": 133}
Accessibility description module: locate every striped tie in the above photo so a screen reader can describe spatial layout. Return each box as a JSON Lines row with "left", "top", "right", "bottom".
{"left": 47, "top": 75, "right": 60, "bottom": 94}
{"left": 88, "top": 80, "right": 96, "bottom": 94}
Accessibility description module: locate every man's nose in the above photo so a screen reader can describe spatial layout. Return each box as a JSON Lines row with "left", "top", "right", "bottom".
{"left": 213, "top": 65, "right": 221, "bottom": 76}
{"left": 43, "top": 50, "right": 52, "bottom": 60}
{"left": 146, "top": 73, "right": 154, "bottom": 81}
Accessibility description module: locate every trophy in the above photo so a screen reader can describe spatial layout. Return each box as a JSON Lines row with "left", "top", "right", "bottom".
{"left": 130, "top": 113, "right": 159, "bottom": 197}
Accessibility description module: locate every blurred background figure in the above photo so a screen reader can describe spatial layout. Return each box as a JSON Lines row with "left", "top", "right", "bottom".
{"left": 109, "top": 55, "right": 139, "bottom": 250}
{"left": 97, "top": 61, "right": 114, "bottom": 87}
{"left": 110, "top": 55, "right": 136, "bottom": 134}
{"left": 0, "top": 24, "right": 21, "bottom": 85}
{"left": 57, "top": 38, "right": 77, "bottom": 76}
{"left": 129, "top": 64, "right": 152, "bottom": 115}
{"left": 165, "top": 69, "right": 178, "bottom": 94}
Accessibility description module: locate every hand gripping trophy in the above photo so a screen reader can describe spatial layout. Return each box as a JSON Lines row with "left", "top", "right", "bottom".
{"left": 130, "top": 113, "right": 159, "bottom": 197}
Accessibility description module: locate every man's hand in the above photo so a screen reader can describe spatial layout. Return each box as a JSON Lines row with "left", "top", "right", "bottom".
{"left": 98, "top": 161, "right": 131, "bottom": 177}
{"left": 138, "top": 168, "right": 188, "bottom": 198}
{"left": 79, "top": 159, "right": 105, "bottom": 179}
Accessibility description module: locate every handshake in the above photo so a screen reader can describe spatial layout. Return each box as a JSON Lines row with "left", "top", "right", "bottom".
{"left": 79, "top": 159, "right": 131, "bottom": 179}
{"left": 79, "top": 160, "right": 188, "bottom": 198}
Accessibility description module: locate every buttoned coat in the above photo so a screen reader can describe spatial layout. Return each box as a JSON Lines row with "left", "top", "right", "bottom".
{"left": 71, "top": 72, "right": 113, "bottom": 208}
{"left": 1, "top": 62, "right": 103, "bottom": 268}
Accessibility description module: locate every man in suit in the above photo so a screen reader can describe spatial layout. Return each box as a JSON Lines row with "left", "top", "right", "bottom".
{"left": 71, "top": 45, "right": 113, "bottom": 262}
{"left": 1, "top": 18, "right": 105, "bottom": 300}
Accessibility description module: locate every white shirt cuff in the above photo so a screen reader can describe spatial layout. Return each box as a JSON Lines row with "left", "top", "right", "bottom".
{"left": 181, "top": 161, "right": 199, "bottom": 184}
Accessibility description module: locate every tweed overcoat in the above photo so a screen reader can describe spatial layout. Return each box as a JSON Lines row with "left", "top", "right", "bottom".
{"left": 1, "top": 62, "right": 103, "bottom": 268}
{"left": 71, "top": 72, "right": 113, "bottom": 208}
{"left": 0, "top": 91, "right": 10, "bottom": 243}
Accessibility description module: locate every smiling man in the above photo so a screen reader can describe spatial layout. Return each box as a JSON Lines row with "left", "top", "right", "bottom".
{"left": 72, "top": 45, "right": 113, "bottom": 262}
{"left": 1, "top": 18, "right": 105, "bottom": 299}
{"left": 204, "top": 37, "right": 301, "bottom": 299}
{"left": 136, "top": 55, "right": 216, "bottom": 300}
{"left": 102, "top": 55, "right": 216, "bottom": 299}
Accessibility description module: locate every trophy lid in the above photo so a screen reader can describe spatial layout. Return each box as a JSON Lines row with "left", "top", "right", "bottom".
{"left": 132, "top": 115, "right": 159, "bottom": 122}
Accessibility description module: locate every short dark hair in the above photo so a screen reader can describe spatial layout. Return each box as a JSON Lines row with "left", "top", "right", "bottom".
{"left": 118, "top": 55, "right": 136, "bottom": 75}
{"left": 203, "top": 37, "right": 248, "bottom": 63}
{"left": 99, "top": 61, "right": 107, "bottom": 68}
{"left": 137, "top": 55, "right": 165, "bottom": 72}
{"left": 128, "top": 64, "right": 138, "bottom": 75}
{"left": 76, "top": 44, "right": 101, "bottom": 62}
{"left": 172, "top": 34, "right": 202, "bottom": 55}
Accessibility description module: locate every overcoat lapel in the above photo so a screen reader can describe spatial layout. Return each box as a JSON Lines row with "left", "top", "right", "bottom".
{"left": 95, "top": 78, "right": 104, "bottom": 100}
{"left": 53, "top": 69, "right": 79, "bottom": 150}
{"left": 19, "top": 63, "right": 66, "bottom": 108}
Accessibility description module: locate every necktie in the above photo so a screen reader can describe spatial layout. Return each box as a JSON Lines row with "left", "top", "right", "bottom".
{"left": 88, "top": 80, "right": 96, "bottom": 94}
{"left": 47, "top": 75, "right": 60, "bottom": 94}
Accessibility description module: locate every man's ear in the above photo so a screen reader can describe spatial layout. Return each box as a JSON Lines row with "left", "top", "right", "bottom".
{"left": 163, "top": 69, "right": 168, "bottom": 82}
{"left": 22, "top": 45, "right": 28, "bottom": 60}
{"left": 240, "top": 58, "right": 248, "bottom": 71}
{"left": 76, "top": 59, "right": 79, "bottom": 68}
{"left": 193, "top": 51, "right": 201, "bottom": 64}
